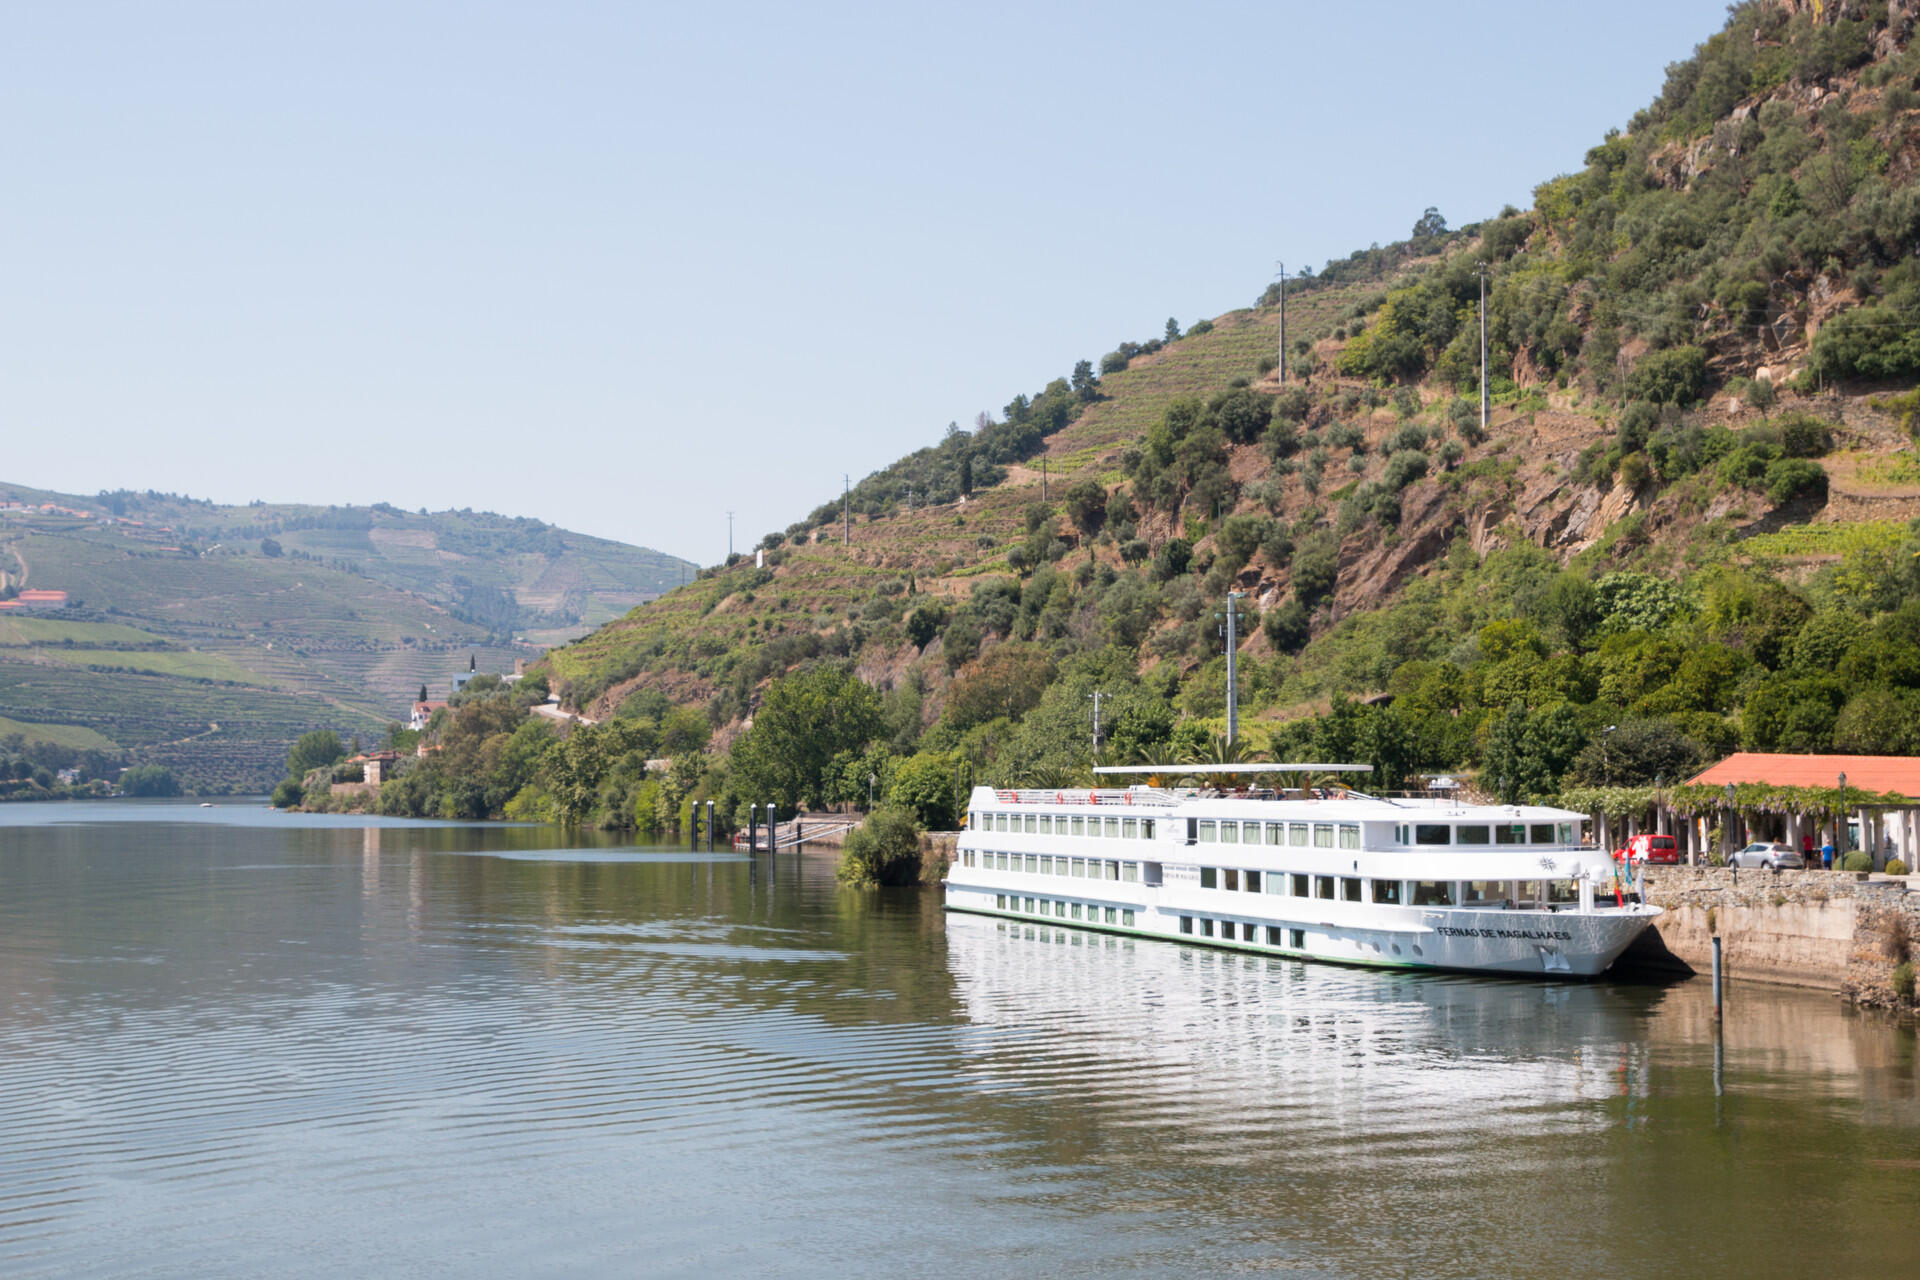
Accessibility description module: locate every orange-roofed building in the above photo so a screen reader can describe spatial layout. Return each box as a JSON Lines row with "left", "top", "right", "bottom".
{"left": 14, "top": 589, "right": 69, "bottom": 610}
{"left": 1684, "top": 753, "right": 1920, "bottom": 869}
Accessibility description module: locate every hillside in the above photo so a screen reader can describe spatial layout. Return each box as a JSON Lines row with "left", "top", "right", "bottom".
{"left": 279, "top": 1, "right": 1920, "bottom": 832}
{"left": 0, "top": 485, "right": 692, "bottom": 791}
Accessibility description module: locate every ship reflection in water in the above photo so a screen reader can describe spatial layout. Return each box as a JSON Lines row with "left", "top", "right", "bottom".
{"left": 941, "top": 912, "right": 1920, "bottom": 1276}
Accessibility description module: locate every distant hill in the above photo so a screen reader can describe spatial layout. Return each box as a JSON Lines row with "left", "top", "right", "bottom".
{"left": 0, "top": 485, "right": 693, "bottom": 790}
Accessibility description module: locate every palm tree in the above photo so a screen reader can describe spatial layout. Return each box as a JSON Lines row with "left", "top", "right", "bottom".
{"left": 1129, "top": 744, "right": 1184, "bottom": 790}
{"left": 1181, "top": 732, "right": 1250, "bottom": 791}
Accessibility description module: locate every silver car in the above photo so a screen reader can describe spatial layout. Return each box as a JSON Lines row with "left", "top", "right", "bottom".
{"left": 1727, "top": 840, "right": 1805, "bottom": 870}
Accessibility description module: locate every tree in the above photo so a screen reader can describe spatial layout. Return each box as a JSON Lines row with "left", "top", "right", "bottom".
{"left": 1625, "top": 345, "right": 1708, "bottom": 406}
{"left": 259, "top": 538, "right": 283, "bottom": 557}
{"left": 1563, "top": 719, "right": 1701, "bottom": 787}
{"left": 1165, "top": 317, "right": 1182, "bottom": 342}
{"left": 286, "top": 730, "right": 346, "bottom": 779}
{"left": 891, "top": 750, "right": 963, "bottom": 830}
{"left": 730, "top": 666, "right": 883, "bottom": 809}
{"left": 837, "top": 807, "right": 924, "bottom": 887}
{"left": 1290, "top": 535, "right": 1339, "bottom": 607}
{"left": 1063, "top": 478, "right": 1107, "bottom": 535}
{"left": 1412, "top": 206, "right": 1448, "bottom": 239}
{"left": 418, "top": 684, "right": 429, "bottom": 703}
{"left": 1071, "top": 359, "right": 1098, "bottom": 403}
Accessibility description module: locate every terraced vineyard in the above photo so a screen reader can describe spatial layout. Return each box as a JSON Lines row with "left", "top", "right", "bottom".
{"left": 0, "top": 486, "right": 693, "bottom": 790}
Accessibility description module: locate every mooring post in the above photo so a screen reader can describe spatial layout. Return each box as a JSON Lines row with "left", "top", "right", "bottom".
{"left": 749, "top": 803, "right": 759, "bottom": 854}
{"left": 767, "top": 800, "right": 777, "bottom": 854}
{"left": 689, "top": 802, "right": 699, "bottom": 850}
{"left": 1712, "top": 935, "right": 1724, "bottom": 1020}
{"left": 705, "top": 800, "right": 715, "bottom": 852}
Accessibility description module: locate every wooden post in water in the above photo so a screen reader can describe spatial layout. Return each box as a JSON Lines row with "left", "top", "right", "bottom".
{"left": 1712, "top": 935, "right": 1724, "bottom": 1020}
{"left": 705, "top": 800, "right": 715, "bottom": 852}
{"left": 767, "top": 800, "right": 777, "bottom": 854}
{"left": 749, "top": 804, "right": 759, "bottom": 853}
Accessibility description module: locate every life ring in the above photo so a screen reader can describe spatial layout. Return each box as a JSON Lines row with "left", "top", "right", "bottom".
{"left": 1055, "top": 790, "right": 1065, "bottom": 804}
{"left": 1125, "top": 791, "right": 1133, "bottom": 806}
{"left": 1090, "top": 793, "right": 1100, "bottom": 805}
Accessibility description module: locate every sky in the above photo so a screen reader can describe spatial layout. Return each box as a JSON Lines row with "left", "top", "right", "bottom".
{"left": 2, "top": 0, "right": 1731, "bottom": 564}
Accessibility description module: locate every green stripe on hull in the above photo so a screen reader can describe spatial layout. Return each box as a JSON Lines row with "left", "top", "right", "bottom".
{"left": 944, "top": 902, "right": 1450, "bottom": 975}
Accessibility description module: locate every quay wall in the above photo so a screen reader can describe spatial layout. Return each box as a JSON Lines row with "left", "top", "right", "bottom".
{"left": 1623, "top": 867, "right": 1919, "bottom": 1009}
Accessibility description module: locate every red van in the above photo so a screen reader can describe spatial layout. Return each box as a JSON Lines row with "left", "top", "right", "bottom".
{"left": 1616, "top": 833, "right": 1680, "bottom": 865}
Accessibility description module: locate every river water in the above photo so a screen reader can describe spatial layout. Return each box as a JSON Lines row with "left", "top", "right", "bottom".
{"left": 2, "top": 802, "right": 1917, "bottom": 1278}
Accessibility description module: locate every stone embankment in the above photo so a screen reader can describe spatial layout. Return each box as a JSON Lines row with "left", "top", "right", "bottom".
{"left": 1624, "top": 866, "right": 1918, "bottom": 1011}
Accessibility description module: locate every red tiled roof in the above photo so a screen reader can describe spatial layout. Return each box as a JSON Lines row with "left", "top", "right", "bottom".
{"left": 1688, "top": 753, "right": 1920, "bottom": 799}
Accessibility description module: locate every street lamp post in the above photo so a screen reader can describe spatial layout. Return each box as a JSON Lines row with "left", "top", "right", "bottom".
{"left": 1724, "top": 782, "right": 1737, "bottom": 865}
{"left": 1838, "top": 771, "right": 1848, "bottom": 861}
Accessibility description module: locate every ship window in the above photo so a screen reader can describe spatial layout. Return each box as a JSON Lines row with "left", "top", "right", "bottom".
{"left": 1087, "top": 817, "right": 1102, "bottom": 838}
{"left": 1121, "top": 862, "right": 1138, "bottom": 882}
{"left": 1464, "top": 880, "right": 1508, "bottom": 904}
{"left": 1265, "top": 926, "right": 1283, "bottom": 945}
{"left": 1198, "top": 820, "right": 1218, "bottom": 843}
{"left": 1037, "top": 855, "right": 1051, "bottom": 875}
{"left": 1558, "top": 823, "right": 1576, "bottom": 844}
{"left": 1200, "top": 919, "right": 1214, "bottom": 937}
{"left": 996, "top": 895, "right": 1006, "bottom": 909}
{"left": 1071, "top": 817, "right": 1085, "bottom": 836}
{"left": 1372, "top": 879, "right": 1402, "bottom": 904}
{"left": 1314, "top": 875, "right": 1334, "bottom": 899}
{"left": 1339, "top": 824, "right": 1360, "bottom": 850}
{"left": 1286, "top": 822, "right": 1306, "bottom": 846}
{"left": 1071, "top": 903, "right": 1083, "bottom": 920}
{"left": 1038, "top": 815, "right": 1051, "bottom": 834}
{"left": 1105, "top": 817, "right": 1121, "bottom": 837}
{"left": 1141, "top": 819, "right": 1156, "bottom": 840}
{"left": 1105, "top": 907, "right": 1117, "bottom": 924}
{"left": 1220, "top": 822, "right": 1239, "bottom": 844}
{"left": 1341, "top": 878, "right": 1362, "bottom": 902}
{"left": 1023, "top": 897, "right": 1034, "bottom": 913}
{"left": 1105, "top": 861, "right": 1119, "bottom": 881}
{"left": 1223, "top": 868, "right": 1239, "bottom": 891}
{"left": 1265, "top": 872, "right": 1287, "bottom": 895}
{"left": 1549, "top": 879, "right": 1579, "bottom": 904}
{"left": 1496, "top": 824, "right": 1525, "bottom": 845}
{"left": 1031, "top": 854, "right": 1045, "bottom": 873}
{"left": 1244, "top": 870, "right": 1261, "bottom": 893}
{"left": 1290, "top": 928, "right": 1305, "bottom": 949}
{"left": 1023, "top": 814, "right": 1036, "bottom": 833}
{"left": 1414, "top": 824, "right": 1451, "bottom": 845}
{"left": 1531, "top": 824, "right": 1556, "bottom": 843}
{"left": 1055, "top": 857, "right": 1070, "bottom": 876}
{"left": 1122, "top": 818, "right": 1137, "bottom": 838}
{"left": 1200, "top": 867, "right": 1217, "bottom": 889}
{"left": 1291, "top": 873, "right": 1309, "bottom": 896}
{"left": 1314, "top": 824, "right": 1335, "bottom": 848}
{"left": 1180, "top": 916, "right": 1193, "bottom": 934}
{"left": 1071, "top": 858, "right": 1086, "bottom": 877}
{"left": 1457, "top": 825, "right": 1490, "bottom": 845}
{"left": 1266, "top": 822, "right": 1284, "bottom": 845}
{"left": 1411, "top": 881, "right": 1454, "bottom": 906}
{"left": 1240, "top": 822, "right": 1259, "bottom": 843}
{"left": 1242, "top": 922, "right": 1257, "bottom": 942}
{"left": 1123, "top": 910, "right": 1136, "bottom": 927}
{"left": 1055, "top": 901, "right": 1067, "bottom": 918}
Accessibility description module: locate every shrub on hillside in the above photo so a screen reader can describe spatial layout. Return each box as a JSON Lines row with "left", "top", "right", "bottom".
{"left": 1776, "top": 412, "right": 1834, "bottom": 458}
{"left": 1382, "top": 450, "right": 1429, "bottom": 491}
{"left": 1625, "top": 346, "right": 1708, "bottom": 406}
{"left": 1763, "top": 458, "right": 1826, "bottom": 504}
{"left": 1151, "top": 538, "right": 1193, "bottom": 582}
{"left": 1290, "top": 535, "right": 1340, "bottom": 606}
{"left": 1263, "top": 600, "right": 1311, "bottom": 653}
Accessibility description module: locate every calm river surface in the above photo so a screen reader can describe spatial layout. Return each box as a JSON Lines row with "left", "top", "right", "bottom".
{"left": 3, "top": 801, "right": 1918, "bottom": 1278}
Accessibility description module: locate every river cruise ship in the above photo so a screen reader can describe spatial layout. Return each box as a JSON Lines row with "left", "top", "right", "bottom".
{"left": 943, "top": 765, "right": 1662, "bottom": 977}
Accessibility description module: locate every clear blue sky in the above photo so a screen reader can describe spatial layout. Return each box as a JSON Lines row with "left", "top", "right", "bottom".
{"left": 3, "top": 0, "right": 1728, "bottom": 563}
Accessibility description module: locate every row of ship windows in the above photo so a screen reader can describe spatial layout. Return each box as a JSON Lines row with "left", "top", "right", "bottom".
{"left": 994, "top": 895, "right": 1137, "bottom": 928}
{"left": 1395, "top": 822, "right": 1578, "bottom": 846}
{"left": 1199, "top": 869, "right": 1580, "bottom": 906}
{"left": 1180, "top": 918, "right": 1307, "bottom": 949}
{"left": 974, "top": 812, "right": 1157, "bottom": 840}
{"left": 1198, "top": 820, "right": 1359, "bottom": 848}
{"left": 962, "top": 850, "right": 1140, "bottom": 881}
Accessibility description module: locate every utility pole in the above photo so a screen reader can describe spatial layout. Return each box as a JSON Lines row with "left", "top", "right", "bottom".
{"left": 726, "top": 510, "right": 734, "bottom": 559}
{"left": 1089, "top": 689, "right": 1105, "bottom": 762}
{"left": 1041, "top": 458, "right": 1048, "bottom": 502}
{"left": 1274, "top": 261, "right": 1287, "bottom": 383}
{"left": 1478, "top": 261, "right": 1490, "bottom": 435}
{"left": 842, "top": 474, "right": 850, "bottom": 547}
{"left": 1224, "top": 591, "right": 1241, "bottom": 744}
